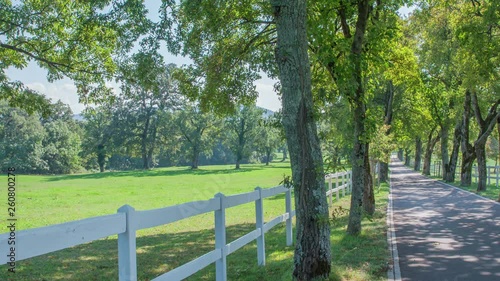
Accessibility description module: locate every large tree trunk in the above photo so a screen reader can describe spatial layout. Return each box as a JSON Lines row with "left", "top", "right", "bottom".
{"left": 346, "top": 0, "right": 371, "bottom": 236}
{"left": 423, "top": 127, "right": 440, "bottom": 176}
{"left": 414, "top": 137, "right": 422, "bottom": 171}
{"left": 379, "top": 80, "right": 394, "bottom": 182}
{"left": 476, "top": 143, "right": 488, "bottom": 191}
{"left": 272, "top": 1, "right": 331, "bottom": 279}
{"left": 461, "top": 90, "right": 474, "bottom": 186}
{"left": 462, "top": 91, "right": 500, "bottom": 188}
{"left": 440, "top": 124, "right": 450, "bottom": 180}
{"left": 445, "top": 119, "right": 462, "bottom": 182}
{"left": 471, "top": 93, "right": 500, "bottom": 191}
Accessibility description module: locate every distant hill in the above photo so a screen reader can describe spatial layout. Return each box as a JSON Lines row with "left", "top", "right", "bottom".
{"left": 72, "top": 114, "right": 85, "bottom": 121}
{"left": 258, "top": 106, "right": 275, "bottom": 118}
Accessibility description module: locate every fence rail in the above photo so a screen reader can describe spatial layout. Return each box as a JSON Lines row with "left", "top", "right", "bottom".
{"left": 473, "top": 166, "right": 500, "bottom": 187}
{"left": 0, "top": 171, "right": 351, "bottom": 281}
{"left": 425, "top": 161, "right": 499, "bottom": 187}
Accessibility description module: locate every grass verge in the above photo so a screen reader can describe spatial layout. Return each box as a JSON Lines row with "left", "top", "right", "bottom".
{"left": 439, "top": 181, "right": 499, "bottom": 201}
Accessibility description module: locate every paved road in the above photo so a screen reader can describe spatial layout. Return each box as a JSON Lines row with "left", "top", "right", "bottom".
{"left": 389, "top": 160, "right": 500, "bottom": 281}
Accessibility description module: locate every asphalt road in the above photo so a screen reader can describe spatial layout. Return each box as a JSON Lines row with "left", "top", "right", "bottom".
{"left": 389, "top": 160, "right": 500, "bottom": 281}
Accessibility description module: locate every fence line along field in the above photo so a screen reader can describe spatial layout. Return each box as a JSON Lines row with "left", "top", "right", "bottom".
{"left": 0, "top": 162, "right": 390, "bottom": 281}
{"left": 1, "top": 163, "right": 294, "bottom": 280}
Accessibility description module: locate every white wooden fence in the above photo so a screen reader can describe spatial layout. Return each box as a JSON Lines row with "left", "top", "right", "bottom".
{"left": 325, "top": 170, "right": 352, "bottom": 205}
{"left": 473, "top": 166, "right": 500, "bottom": 187}
{"left": 0, "top": 172, "right": 351, "bottom": 281}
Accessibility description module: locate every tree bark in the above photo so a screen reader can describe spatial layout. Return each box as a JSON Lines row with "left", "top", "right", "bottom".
{"left": 440, "top": 123, "right": 450, "bottom": 180}
{"left": 397, "top": 148, "right": 403, "bottom": 161}
{"left": 281, "top": 145, "right": 288, "bottom": 162}
{"left": 471, "top": 93, "right": 500, "bottom": 191}
{"left": 414, "top": 137, "right": 422, "bottom": 171}
{"left": 191, "top": 145, "right": 200, "bottom": 169}
{"left": 476, "top": 143, "right": 487, "bottom": 191}
{"left": 404, "top": 148, "right": 411, "bottom": 166}
{"left": 461, "top": 90, "right": 474, "bottom": 186}
{"left": 445, "top": 119, "right": 462, "bottom": 182}
{"left": 461, "top": 91, "right": 500, "bottom": 189}
{"left": 423, "top": 127, "right": 440, "bottom": 176}
{"left": 346, "top": 0, "right": 371, "bottom": 236}
{"left": 272, "top": 0, "right": 331, "bottom": 279}
{"left": 379, "top": 80, "right": 394, "bottom": 182}
{"left": 265, "top": 148, "right": 271, "bottom": 165}
{"left": 97, "top": 144, "right": 105, "bottom": 172}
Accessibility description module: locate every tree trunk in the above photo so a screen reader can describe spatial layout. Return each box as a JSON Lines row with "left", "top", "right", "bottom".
{"left": 440, "top": 124, "right": 450, "bottom": 180}
{"left": 346, "top": 0, "right": 371, "bottom": 237}
{"left": 379, "top": 80, "right": 394, "bottom": 182}
{"left": 363, "top": 144, "right": 375, "bottom": 215}
{"left": 461, "top": 90, "right": 474, "bottom": 186}
{"left": 422, "top": 128, "right": 439, "bottom": 176}
{"left": 404, "top": 148, "right": 411, "bottom": 166}
{"left": 281, "top": 145, "right": 288, "bottom": 162}
{"left": 445, "top": 119, "right": 462, "bottom": 182}
{"left": 379, "top": 162, "right": 388, "bottom": 182}
{"left": 97, "top": 144, "right": 105, "bottom": 173}
{"left": 191, "top": 146, "right": 200, "bottom": 169}
{"left": 414, "top": 137, "right": 422, "bottom": 171}
{"left": 471, "top": 93, "right": 500, "bottom": 191}
{"left": 476, "top": 143, "right": 487, "bottom": 191}
{"left": 272, "top": 1, "right": 331, "bottom": 278}
{"left": 265, "top": 148, "right": 271, "bottom": 165}
{"left": 397, "top": 148, "right": 403, "bottom": 161}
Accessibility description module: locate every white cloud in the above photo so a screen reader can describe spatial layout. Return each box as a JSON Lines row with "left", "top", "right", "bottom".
{"left": 255, "top": 79, "right": 281, "bottom": 112}
{"left": 26, "top": 81, "right": 85, "bottom": 114}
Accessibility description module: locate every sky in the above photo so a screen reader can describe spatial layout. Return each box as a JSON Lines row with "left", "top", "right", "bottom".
{"left": 5, "top": 3, "right": 415, "bottom": 114}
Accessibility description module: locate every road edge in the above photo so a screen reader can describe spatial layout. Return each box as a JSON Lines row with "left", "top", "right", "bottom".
{"left": 433, "top": 179, "right": 500, "bottom": 206}
{"left": 387, "top": 164, "right": 402, "bottom": 281}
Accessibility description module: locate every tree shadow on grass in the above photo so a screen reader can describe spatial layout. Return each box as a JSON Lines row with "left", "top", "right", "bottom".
{"left": 45, "top": 166, "right": 264, "bottom": 182}
{"left": 0, "top": 223, "right": 297, "bottom": 281}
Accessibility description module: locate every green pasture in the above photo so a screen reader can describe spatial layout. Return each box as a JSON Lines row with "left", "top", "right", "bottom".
{"left": 0, "top": 163, "right": 390, "bottom": 280}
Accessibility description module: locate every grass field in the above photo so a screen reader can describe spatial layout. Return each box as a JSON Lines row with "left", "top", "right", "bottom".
{"left": 0, "top": 163, "right": 390, "bottom": 280}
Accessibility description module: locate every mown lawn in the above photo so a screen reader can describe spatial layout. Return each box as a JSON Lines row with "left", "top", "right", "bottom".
{"left": 0, "top": 163, "right": 390, "bottom": 280}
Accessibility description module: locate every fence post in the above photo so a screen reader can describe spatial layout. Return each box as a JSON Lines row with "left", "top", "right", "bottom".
{"left": 285, "top": 188, "right": 293, "bottom": 246}
{"left": 255, "top": 187, "right": 266, "bottom": 265}
{"left": 328, "top": 177, "right": 333, "bottom": 206}
{"left": 117, "top": 205, "right": 137, "bottom": 281}
{"left": 214, "top": 193, "right": 227, "bottom": 281}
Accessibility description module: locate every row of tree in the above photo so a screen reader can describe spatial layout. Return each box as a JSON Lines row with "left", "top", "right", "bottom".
{"left": 0, "top": 98, "right": 286, "bottom": 174}
{"left": 392, "top": 1, "right": 500, "bottom": 194}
